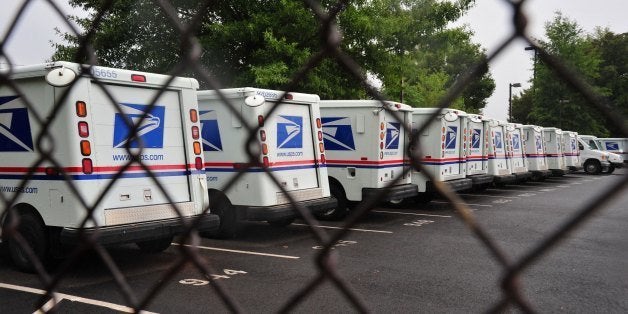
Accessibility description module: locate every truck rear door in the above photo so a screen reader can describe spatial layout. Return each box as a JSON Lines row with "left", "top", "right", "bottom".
{"left": 90, "top": 84, "right": 192, "bottom": 209}
{"left": 442, "top": 112, "right": 462, "bottom": 176}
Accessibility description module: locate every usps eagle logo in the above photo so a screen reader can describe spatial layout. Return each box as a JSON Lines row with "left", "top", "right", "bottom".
{"left": 113, "top": 103, "right": 165, "bottom": 148}
{"left": 535, "top": 135, "right": 542, "bottom": 151}
{"left": 0, "top": 95, "right": 34, "bottom": 152}
{"left": 605, "top": 142, "right": 619, "bottom": 151}
{"left": 571, "top": 138, "right": 577, "bottom": 151}
{"left": 445, "top": 126, "right": 458, "bottom": 149}
{"left": 512, "top": 133, "right": 521, "bottom": 150}
{"left": 277, "top": 115, "right": 302, "bottom": 149}
{"left": 471, "top": 128, "right": 481, "bottom": 149}
{"left": 494, "top": 131, "right": 503, "bottom": 149}
{"left": 321, "top": 117, "right": 355, "bottom": 151}
{"left": 385, "top": 122, "right": 401, "bottom": 149}
{"left": 200, "top": 110, "right": 222, "bottom": 151}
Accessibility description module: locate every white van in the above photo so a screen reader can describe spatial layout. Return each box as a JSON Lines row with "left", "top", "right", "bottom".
{"left": 505, "top": 123, "right": 532, "bottom": 181}
{"left": 410, "top": 108, "right": 472, "bottom": 200}
{"left": 597, "top": 138, "right": 627, "bottom": 163}
{"left": 197, "top": 88, "right": 335, "bottom": 236}
{"left": 485, "top": 119, "right": 516, "bottom": 185}
{"left": 463, "top": 114, "right": 494, "bottom": 189}
{"left": 0, "top": 62, "right": 218, "bottom": 271}
{"left": 318, "top": 100, "right": 417, "bottom": 218}
{"left": 542, "top": 127, "right": 568, "bottom": 176}
{"left": 578, "top": 135, "right": 620, "bottom": 174}
{"left": 562, "top": 131, "right": 582, "bottom": 171}
{"left": 521, "top": 125, "right": 552, "bottom": 180}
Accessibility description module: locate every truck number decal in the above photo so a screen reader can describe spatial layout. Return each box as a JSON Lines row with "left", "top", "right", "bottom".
{"left": 91, "top": 67, "right": 118, "bottom": 79}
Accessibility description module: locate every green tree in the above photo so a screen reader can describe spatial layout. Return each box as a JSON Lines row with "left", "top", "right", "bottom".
{"left": 53, "top": 0, "right": 493, "bottom": 108}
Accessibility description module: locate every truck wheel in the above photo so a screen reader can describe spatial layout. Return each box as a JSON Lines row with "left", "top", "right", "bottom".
{"left": 412, "top": 192, "right": 434, "bottom": 204}
{"left": 207, "top": 192, "right": 238, "bottom": 239}
{"left": 584, "top": 160, "right": 602, "bottom": 174}
{"left": 136, "top": 236, "right": 173, "bottom": 253}
{"left": 386, "top": 198, "right": 408, "bottom": 208}
{"left": 268, "top": 217, "right": 295, "bottom": 227}
{"left": 315, "top": 184, "right": 348, "bottom": 221}
{"left": 605, "top": 165, "right": 615, "bottom": 174}
{"left": 5, "top": 211, "right": 48, "bottom": 273}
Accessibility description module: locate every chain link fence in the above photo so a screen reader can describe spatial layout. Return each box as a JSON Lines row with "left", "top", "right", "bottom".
{"left": 1, "top": 0, "right": 626, "bottom": 312}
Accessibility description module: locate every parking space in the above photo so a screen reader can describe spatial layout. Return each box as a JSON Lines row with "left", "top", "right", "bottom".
{"left": 1, "top": 169, "right": 627, "bottom": 312}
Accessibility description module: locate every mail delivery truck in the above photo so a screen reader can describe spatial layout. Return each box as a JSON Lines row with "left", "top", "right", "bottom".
{"left": 597, "top": 138, "right": 627, "bottom": 163}
{"left": 562, "top": 131, "right": 581, "bottom": 171}
{"left": 463, "top": 114, "right": 494, "bottom": 189}
{"left": 485, "top": 119, "right": 515, "bottom": 185}
{"left": 198, "top": 88, "right": 335, "bottom": 235}
{"left": 0, "top": 62, "right": 218, "bottom": 272}
{"left": 318, "top": 100, "right": 417, "bottom": 219}
{"left": 521, "top": 125, "right": 551, "bottom": 180}
{"left": 504, "top": 122, "right": 532, "bottom": 182}
{"left": 578, "top": 135, "right": 619, "bottom": 174}
{"left": 543, "top": 127, "right": 568, "bottom": 176}
{"left": 410, "top": 108, "right": 472, "bottom": 201}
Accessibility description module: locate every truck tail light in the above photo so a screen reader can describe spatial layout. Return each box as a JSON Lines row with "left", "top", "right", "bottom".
{"left": 318, "top": 131, "right": 322, "bottom": 141}
{"left": 131, "top": 74, "right": 146, "bottom": 82}
{"left": 319, "top": 142, "right": 325, "bottom": 153}
{"left": 262, "top": 156, "right": 270, "bottom": 167}
{"left": 320, "top": 154, "right": 326, "bottom": 164}
{"left": 191, "top": 126, "right": 199, "bottom": 139}
{"left": 78, "top": 122, "right": 89, "bottom": 138}
{"left": 193, "top": 141, "right": 201, "bottom": 155}
{"left": 284, "top": 93, "right": 293, "bottom": 100}
{"left": 82, "top": 158, "right": 93, "bottom": 174}
{"left": 195, "top": 157, "right": 203, "bottom": 170}
{"left": 80, "top": 140, "right": 91, "bottom": 156}
{"left": 258, "top": 115, "right": 264, "bottom": 127}
{"left": 189, "top": 109, "right": 198, "bottom": 122}
{"left": 316, "top": 118, "right": 321, "bottom": 129}
{"left": 262, "top": 143, "right": 268, "bottom": 155}
{"left": 76, "top": 101, "right": 87, "bottom": 117}
{"left": 260, "top": 130, "right": 266, "bottom": 141}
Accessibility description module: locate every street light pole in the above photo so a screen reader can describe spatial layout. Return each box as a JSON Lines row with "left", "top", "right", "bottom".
{"left": 509, "top": 82, "right": 522, "bottom": 122}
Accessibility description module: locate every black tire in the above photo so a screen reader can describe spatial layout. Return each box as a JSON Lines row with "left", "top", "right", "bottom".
{"left": 605, "top": 165, "right": 615, "bottom": 174}
{"left": 268, "top": 217, "right": 296, "bottom": 227}
{"left": 5, "top": 211, "right": 48, "bottom": 273}
{"left": 584, "top": 160, "right": 602, "bottom": 174}
{"left": 206, "top": 191, "right": 238, "bottom": 239}
{"left": 315, "top": 183, "right": 348, "bottom": 221}
{"left": 136, "top": 236, "right": 173, "bottom": 253}
{"left": 386, "top": 198, "right": 409, "bottom": 208}
{"left": 412, "top": 192, "right": 434, "bottom": 204}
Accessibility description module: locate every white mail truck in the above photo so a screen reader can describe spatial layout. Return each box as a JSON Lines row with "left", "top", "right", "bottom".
{"left": 485, "top": 119, "right": 516, "bottom": 185}
{"left": 504, "top": 123, "right": 532, "bottom": 182}
{"left": 543, "top": 127, "right": 568, "bottom": 176}
{"left": 318, "top": 100, "right": 417, "bottom": 219}
{"left": 521, "top": 125, "right": 552, "bottom": 180}
{"left": 463, "top": 114, "right": 494, "bottom": 189}
{"left": 197, "top": 88, "right": 335, "bottom": 235}
{"left": 410, "top": 108, "right": 472, "bottom": 201}
{"left": 597, "top": 138, "right": 627, "bottom": 163}
{"left": 562, "top": 131, "right": 582, "bottom": 171}
{"left": 578, "top": 135, "right": 619, "bottom": 174}
{"left": 0, "top": 62, "right": 218, "bottom": 272}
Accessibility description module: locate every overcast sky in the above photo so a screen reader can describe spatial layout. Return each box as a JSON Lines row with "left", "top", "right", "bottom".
{"left": 2, "top": 0, "right": 627, "bottom": 120}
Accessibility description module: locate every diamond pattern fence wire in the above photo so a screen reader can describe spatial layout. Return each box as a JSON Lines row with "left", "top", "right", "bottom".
{"left": 0, "top": 0, "right": 626, "bottom": 313}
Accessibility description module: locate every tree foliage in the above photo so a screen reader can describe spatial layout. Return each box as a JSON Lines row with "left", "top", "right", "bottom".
{"left": 511, "top": 13, "right": 627, "bottom": 137}
{"left": 53, "top": 0, "right": 493, "bottom": 110}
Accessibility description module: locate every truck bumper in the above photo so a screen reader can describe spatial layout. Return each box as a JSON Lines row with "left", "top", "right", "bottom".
{"left": 550, "top": 169, "right": 567, "bottom": 176}
{"left": 362, "top": 183, "right": 419, "bottom": 202}
{"left": 237, "top": 197, "right": 337, "bottom": 222}
{"left": 60, "top": 213, "right": 220, "bottom": 246}
{"left": 530, "top": 170, "right": 552, "bottom": 181}
{"left": 493, "top": 174, "right": 516, "bottom": 185}
{"left": 611, "top": 162, "right": 624, "bottom": 168}
{"left": 443, "top": 178, "right": 473, "bottom": 192}
{"left": 467, "top": 174, "right": 494, "bottom": 187}
{"left": 568, "top": 166, "right": 583, "bottom": 172}
{"left": 512, "top": 171, "right": 533, "bottom": 182}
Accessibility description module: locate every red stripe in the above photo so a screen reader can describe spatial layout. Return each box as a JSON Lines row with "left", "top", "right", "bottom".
{"left": 0, "top": 164, "right": 189, "bottom": 174}
{"left": 326, "top": 159, "right": 405, "bottom": 165}
{"left": 204, "top": 160, "right": 316, "bottom": 168}
{"left": 422, "top": 157, "right": 465, "bottom": 162}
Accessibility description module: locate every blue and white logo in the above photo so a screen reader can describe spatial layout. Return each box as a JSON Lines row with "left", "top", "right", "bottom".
{"left": 494, "top": 131, "right": 503, "bottom": 149}
{"left": 113, "top": 103, "right": 165, "bottom": 148}
{"left": 277, "top": 115, "right": 302, "bottom": 149}
{"left": 535, "top": 135, "right": 542, "bottom": 150}
{"left": 512, "top": 133, "right": 521, "bottom": 150}
{"left": 385, "top": 122, "right": 401, "bottom": 149}
{"left": 605, "top": 142, "right": 619, "bottom": 150}
{"left": 322, "top": 117, "right": 355, "bottom": 151}
{"left": 445, "top": 126, "right": 457, "bottom": 149}
{"left": 200, "top": 110, "right": 222, "bottom": 151}
{"left": 0, "top": 95, "right": 33, "bottom": 152}
{"left": 571, "top": 138, "right": 577, "bottom": 151}
{"left": 471, "top": 128, "right": 481, "bottom": 149}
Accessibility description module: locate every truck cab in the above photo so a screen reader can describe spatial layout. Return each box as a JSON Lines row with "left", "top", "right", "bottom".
{"left": 578, "top": 135, "right": 617, "bottom": 174}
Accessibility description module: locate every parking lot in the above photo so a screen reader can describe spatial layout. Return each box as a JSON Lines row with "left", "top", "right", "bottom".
{"left": 1, "top": 169, "right": 627, "bottom": 313}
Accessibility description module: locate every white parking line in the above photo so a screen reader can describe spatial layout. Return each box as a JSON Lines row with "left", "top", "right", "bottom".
{"left": 431, "top": 200, "right": 493, "bottom": 207}
{"left": 458, "top": 194, "right": 520, "bottom": 199}
{"left": 291, "top": 223, "right": 393, "bottom": 233}
{"left": 486, "top": 188, "right": 538, "bottom": 193}
{"left": 0, "top": 282, "right": 155, "bottom": 314}
{"left": 371, "top": 210, "right": 452, "bottom": 218}
{"left": 172, "top": 243, "right": 300, "bottom": 259}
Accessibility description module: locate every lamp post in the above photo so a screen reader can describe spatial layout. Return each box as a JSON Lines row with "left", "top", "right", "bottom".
{"left": 509, "top": 83, "right": 522, "bottom": 122}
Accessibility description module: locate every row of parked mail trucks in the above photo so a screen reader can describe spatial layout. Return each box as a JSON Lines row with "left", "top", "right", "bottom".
{"left": 0, "top": 62, "right": 624, "bottom": 271}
